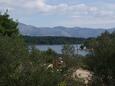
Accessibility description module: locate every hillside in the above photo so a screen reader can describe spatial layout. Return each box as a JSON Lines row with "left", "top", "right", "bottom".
{"left": 18, "top": 23, "right": 115, "bottom": 38}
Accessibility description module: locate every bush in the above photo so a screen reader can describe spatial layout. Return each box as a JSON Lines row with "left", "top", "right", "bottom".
{"left": 0, "top": 35, "right": 29, "bottom": 86}
{"left": 84, "top": 32, "right": 115, "bottom": 86}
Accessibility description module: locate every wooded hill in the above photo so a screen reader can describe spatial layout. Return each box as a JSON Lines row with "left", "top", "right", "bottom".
{"left": 23, "top": 36, "right": 87, "bottom": 44}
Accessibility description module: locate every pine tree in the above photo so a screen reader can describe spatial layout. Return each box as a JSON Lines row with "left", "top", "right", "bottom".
{"left": 0, "top": 10, "right": 19, "bottom": 36}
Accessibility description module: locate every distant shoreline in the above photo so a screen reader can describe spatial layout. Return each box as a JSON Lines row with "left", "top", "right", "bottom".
{"left": 23, "top": 36, "right": 88, "bottom": 45}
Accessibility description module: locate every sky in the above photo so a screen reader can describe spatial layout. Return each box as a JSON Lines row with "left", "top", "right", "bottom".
{"left": 0, "top": 0, "right": 115, "bottom": 28}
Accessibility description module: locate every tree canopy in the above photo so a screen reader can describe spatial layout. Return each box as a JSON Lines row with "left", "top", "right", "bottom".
{"left": 0, "top": 10, "right": 19, "bottom": 36}
{"left": 85, "top": 31, "right": 115, "bottom": 85}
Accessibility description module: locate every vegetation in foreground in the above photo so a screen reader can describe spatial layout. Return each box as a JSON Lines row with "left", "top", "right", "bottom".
{"left": 0, "top": 11, "right": 115, "bottom": 86}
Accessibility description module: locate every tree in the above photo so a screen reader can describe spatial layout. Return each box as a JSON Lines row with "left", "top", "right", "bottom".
{"left": 80, "top": 44, "right": 84, "bottom": 50}
{"left": 62, "top": 44, "right": 75, "bottom": 57}
{"left": 46, "top": 48, "right": 56, "bottom": 56}
{"left": 0, "top": 10, "right": 19, "bottom": 36}
{"left": 85, "top": 31, "right": 115, "bottom": 86}
{"left": 0, "top": 35, "right": 29, "bottom": 86}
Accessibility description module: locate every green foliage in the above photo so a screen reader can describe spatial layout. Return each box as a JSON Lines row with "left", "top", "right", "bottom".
{"left": 0, "top": 10, "right": 19, "bottom": 36}
{"left": 58, "top": 81, "right": 67, "bottom": 86}
{"left": 0, "top": 35, "right": 29, "bottom": 86}
{"left": 84, "top": 38, "right": 95, "bottom": 49}
{"left": 46, "top": 48, "right": 57, "bottom": 56}
{"left": 85, "top": 31, "right": 115, "bottom": 85}
{"left": 0, "top": 35, "right": 64, "bottom": 86}
{"left": 0, "top": 35, "right": 86, "bottom": 86}
{"left": 0, "top": 11, "right": 87, "bottom": 86}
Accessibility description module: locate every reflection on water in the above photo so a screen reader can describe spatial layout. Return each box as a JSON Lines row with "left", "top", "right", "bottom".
{"left": 33, "top": 45, "right": 89, "bottom": 56}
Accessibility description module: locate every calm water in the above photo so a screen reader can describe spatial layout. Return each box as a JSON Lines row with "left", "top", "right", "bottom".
{"left": 34, "top": 45, "right": 89, "bottom": 56}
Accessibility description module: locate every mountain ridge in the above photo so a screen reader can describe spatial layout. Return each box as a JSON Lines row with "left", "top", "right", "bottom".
{"left": 18, "top": 23, "right": 115, "bottom": 38}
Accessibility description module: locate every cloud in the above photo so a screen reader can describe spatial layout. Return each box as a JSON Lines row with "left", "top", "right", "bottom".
{"left": 34, "top": 0, "right": 96, "bottom": 14}
{"left": 0, "top": 0, "right": 115, "bottom": 17}
{"left": 0, "top": 0, "right": 115, "bottom": 28}
{"left": 32, "top": 0, "right": 115, "bottom": 19}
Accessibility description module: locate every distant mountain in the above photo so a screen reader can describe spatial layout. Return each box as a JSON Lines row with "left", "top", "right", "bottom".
{"left": 18, "top": 23, "right": 115, "bottom": 38}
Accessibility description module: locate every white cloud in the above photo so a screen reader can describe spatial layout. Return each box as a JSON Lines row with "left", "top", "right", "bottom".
{"left": 32, "top": 0, "right": 115, "bottom": 19}
{"left": 0, "top": 0, "right": 115, "bottom": 17}
{"left": 0, "top": 0, "right": 115, "bottom": 28}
